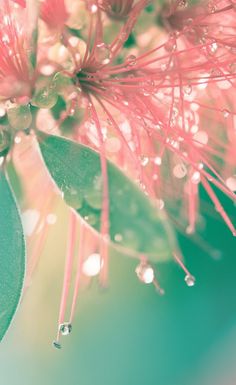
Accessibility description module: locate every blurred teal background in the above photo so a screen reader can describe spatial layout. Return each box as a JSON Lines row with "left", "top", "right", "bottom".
{"left": 0, "top": 195, "right": 236, "bottom": 385}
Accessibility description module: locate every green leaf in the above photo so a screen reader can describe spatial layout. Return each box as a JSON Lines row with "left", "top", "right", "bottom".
{"left": 0, "top": 170, "right": 25, "bottom": 341}
{"left": 38, "top": 133, "right": 177, "bottom": 262}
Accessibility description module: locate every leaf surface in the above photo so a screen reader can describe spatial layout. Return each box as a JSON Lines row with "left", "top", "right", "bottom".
{"left": 0, "top": 170, "right": 25, "bottom": 341}
{"left": 38, "top": 133, "right": 177, "bottom": 261}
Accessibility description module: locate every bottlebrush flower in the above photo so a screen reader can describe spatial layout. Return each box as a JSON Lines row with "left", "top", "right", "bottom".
{"left": 0, "top": 0, "right": 235, "bottom": 348}
{"left": 40, "top": 0, "right": 69, "bottom": 29}
{"left": 0, "top": 0, "right": 31, "bottom": 99}
{"left": 99, "top": 0, "right": 149, "bottom": 19}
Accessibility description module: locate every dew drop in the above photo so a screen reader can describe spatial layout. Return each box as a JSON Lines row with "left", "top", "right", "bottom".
{"left": 183, "top": 84, "right": 192, "bottom": 95}
{"left": 126, "top": 54, "right": 137, "bottom": 67}
{"left": 164, "top": 35, "right": 177, "bottom": 52}
{"left": 52, "top": 341, "right": 62, "bottom": 349}
{"left": 185, "top": 274, "right": 196, "bottom": 287}
{"left": 32, "top": 87, "right": 58, "bottom": 109}
{"left": 46, "top": 213, "right": 57, "bottom": 225}
{"left": 140, "top": 156, "right": 149, "bottom": 166}
{"left": 136, "top": 262, "right": 154, "bottom": 284}
{"left": 191, "top": 171, "right": 201, "bottom": 184}
{"left": 226, "top": 176, "right": 236, "bottom": 192}
{"left": 114, "top": 233, "right": 123, "bottom": 242}
{"left": 82, "top": 253, "right": 103, "bottom": 277}
{"left": 87, "top": 2, "right": 98, "bottom": 13}
{"left": 156, "top": 199, "right": 165, "bottom": 210}
{"left": 64, "top": 187, "right": 83, "bottom": 209}
{"left": 59, "top": 322, "right": 72, "bottom": 336}
{"left": 222, "top": 109, "right": 230, "bottom": 118}
{"left": 153, "top": 156, "right": 162, "bottom": 166}
{"left": 173, "top": 163, "right": 187, "bottom": 179}
{"left": 8, "top": 105, "right": 32, "bottom": 131}
{"left": 95, "top": 43, "right": 111, "bottom": 65}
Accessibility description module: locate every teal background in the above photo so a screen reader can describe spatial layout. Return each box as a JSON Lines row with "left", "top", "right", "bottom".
{"left": 0, "top": 195, "right": 235, "bottom": 385}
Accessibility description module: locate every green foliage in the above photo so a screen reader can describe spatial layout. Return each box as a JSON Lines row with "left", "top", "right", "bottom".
{"left": 0, "top": 170, "right": 25, "bottom": 341}
{"left": 38, "top": 133, "right": 177, "bottom": 261}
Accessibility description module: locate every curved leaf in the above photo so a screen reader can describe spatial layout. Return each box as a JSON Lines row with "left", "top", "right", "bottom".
{"left": 38, "top": 133, "right": 177, "bottom": 262}
{"left": 0, "top": 170, "right": 25, "bottom": 341}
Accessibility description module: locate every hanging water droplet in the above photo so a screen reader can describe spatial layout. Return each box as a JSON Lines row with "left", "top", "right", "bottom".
{"left": 8, "top": 105, "right": 32, "bottom": 131}
{"left": 64, "top": 187, "right": 83, "bottom": 209}
{"left": 156, "top": 199, "right": 165, "bottom": 210}
{"left": 222, "top": 109, "right": 230, "bottom": 118}
{"left": 191, "top": 171, "right": 201, "bottom": 184}
{"left": 164, "top": 35, "right": 177, "bottom": 52}
{"left": 85, "top": 190, "right": 102, "bottom": 209}
{"left": 0, "top": 128, "right": 11, "bottom": 156}
{"left": 184, "top": 274, "right": 196, "bottom": 287}
{"left": 126, "top": 55, "right": 137, "bottom": 67}
{"left": 87, "top": 1, "right": 98, "bottom": 13}
{"left": 154, "top": 156, "right": 162, "bottom": 166}
{"left": 183, "top": 84, "right": 192, "bottom": 95}
{"left": 83, "top": 213, "right": 98, "bottom": 225}
{"left": 178, "top": 0, "right": 188, "bottom": 8}
{"left": 207, "top": 1, "right": 217, "bottom": 13}
{"left": 59, "top": 322, "right": 72, "bottom": 336}
{"left": 114, "top": 233, "right": 123, "bottom": 242}
{"left": 208, "top": 41, "right": 218, "bottom": 55}
{"left": 226, "top": 176, "right": 236, "bottom": 191}
{"left": 82, "top": 253, "right": 103, "bottom": 277}
{"left": 52, "top": 340, "right": 62, "bottom": 349}
{"left": 95, "top": 43, "right": 111, "bottom": 65}
{"left": 135, "top": 262, "right": 154, "bottom": 284}
{"left": 173, "top": 163, "right": 187, "bottom": 179}
{"left": 140, "top": 156, "right": 149, "bottom": 166}
{"left": 32, "top": 86, "right": 58, "bottom": 109}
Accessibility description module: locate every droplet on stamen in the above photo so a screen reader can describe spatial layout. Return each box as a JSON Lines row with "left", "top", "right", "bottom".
{"left": 82, "top": 253, "right": 103, "bottom": 277}
{"left": 52, "top": 341, "right": 62, "bottom": 349}
{"left": 59, "top": 322, "right": 72, "bottom": 336}
{"left": 95, "top": 43, "right": 111, "bottom": 65}
{"left": 135, "top": 262, "right": 154, "bottom": 284}
{"left": 184, "top": 274, "right": 196, "bottom": 287}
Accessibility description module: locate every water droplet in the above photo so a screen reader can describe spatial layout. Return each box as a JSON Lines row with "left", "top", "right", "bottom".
{"left": 83, "top": 213, "right": 98, "bottom": 225}
{"left": 156, "top": 199, "right": 165, "bottom": 210}
{"left": 193, "top": 131, "right": 208, "bottom": 146}
{"left": 154, "top": 156, "right": 162, "bottom": 166}
{"left": 59, "top": 322, "right": 72, "bottom": 336}
{"left": 126, "top": 55, "right": 137, "bottom": 67}
{"left": 52, "top": 341, "right": 62, "bottom": 349}
{"left": 222, "top": 109, "right": 230, "bottom": 118}
{"left": 226, "top": 176, "right": 236, "bottom": 191}
{"left": 46, "top": 213, "right": 57, "bottom": 225}
{"left": 64, "top": 187, "right": 83, "bottom": 209}
{"left": 183, "top": 84, "right": 192, "bottom": 95}
{"left": 164, "top": 35, "right": 177, "bottom": 52}
{"left": 32, "top": 87, "right": 58, "bottom": 109}
{"left": 208, "top": 41, "right": 218, "bottom": 55}
{"left": 173, "top": 163, "right": 187, "bottom": 179}
{"left": 207, "top": 1, "right": 217, "bottom": 13}
{"left": 95, "top": 43, "right": 111, "bottom": 65}
{"left": 87, "top": 1, "right": 98, "bottom": 13}
{"left": 82, "top": 253, "right": 103, "bottom": 277}
{"left": 136, "top": 262, "right": 154, "bottom": 284}
{"left": 114, "top": 233, "right": 123, "bottom": 242}
{"left": 185, "top": 274, "right": 196, "bottom": 287}
{"left": 140, "top": 156, "right": 149, "bottom": 166}
{"left": 8, "top": 105, "right": 32, "bottom": 131}
{"left": 85, "top": 190, "right": 102, "bottom": 209}
{"left": 191, "top": 171, "right": 201, "bottom": 184}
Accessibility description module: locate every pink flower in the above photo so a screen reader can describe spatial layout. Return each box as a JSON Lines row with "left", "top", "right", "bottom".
{"left": 0, "top": 0, "right": 31, "bottom": 99}
{"left": 40, "top": 0, "right": 69, "bottom": 29}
